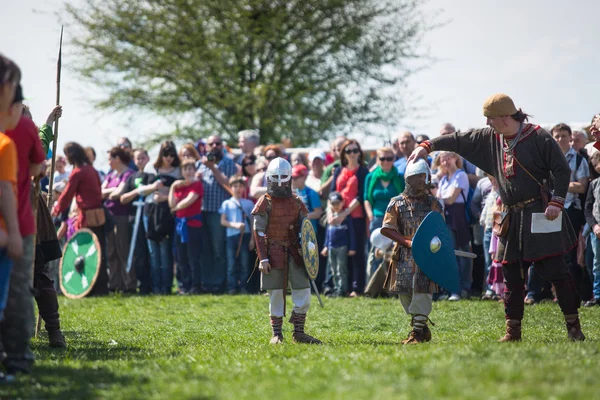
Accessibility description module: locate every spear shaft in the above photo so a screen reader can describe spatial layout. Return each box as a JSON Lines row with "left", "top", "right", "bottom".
{"left": 46, "top": 25, "right": 63, "bottom": 208}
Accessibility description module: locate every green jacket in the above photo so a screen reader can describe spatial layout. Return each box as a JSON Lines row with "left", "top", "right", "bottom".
{"left": 38, "top": 124, "right": 54, "bottom": 155}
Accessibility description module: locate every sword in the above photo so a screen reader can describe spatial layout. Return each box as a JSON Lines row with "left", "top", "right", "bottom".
{"left": 126, "top": 199, "right": 145, "bottom": 274}
{"left": 310, "top": 279, "right": 324, "bottom": 308}
{"left": 455, "top": 249, "right": 477, "bottom": 259}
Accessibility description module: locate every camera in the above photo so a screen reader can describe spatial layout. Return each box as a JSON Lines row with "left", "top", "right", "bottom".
{"left": 207, "top": 153, "right": 216, "bottom": 162}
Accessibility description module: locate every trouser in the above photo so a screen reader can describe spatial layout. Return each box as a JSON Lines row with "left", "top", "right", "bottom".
{"left": 89, "top": 225, "right": 109, "bottom": 295}
{"left": 564, "top": 206, "right": 586, "bottom": 296}
{"left": 349, "top": 217, "right": 366, "bottom": 293}
{"left": 450, "top": 229, "right": 472, "bottom": 294}
{"left": 328, "top": 246, "right": 348, "bottom": 294}
{"left": 133, "top": 223, "right": 151, "bottom": 295}
{"left": 503, "top": 255, "right": 580, "bottom": 321}
{"left": 175, "top": 226, "right": 203, "bottom": 293}
{"left": 399, "top": 292, "right": 433, "bottom": 316}
{"left": 201, "top": 211, "right": 226, "bottom": 292}
{"left": 226, "top": 233, "right": 250, "bottom": 291}
{"left": 366, "top": 216, "right": 384, "bottom": 284}
{"left": 143, "top": 215, "right": 174, "bottom": 295}
{"left": 268, "top": 288, "right": 311, "bottom": 318}
{"left": 34, "top": 254, "right": 60, "bottom": 332}
{"left": 107, "top": 214, "right": 135, "bottom": 292}
{"left": 1, "top": 235, "right": 35, "bottom": 373}
{"left": 483, "top": 228, "right": 492, "bottom": 291}
{"left": 315, "top": 223, "right": 328, "bottom": 290}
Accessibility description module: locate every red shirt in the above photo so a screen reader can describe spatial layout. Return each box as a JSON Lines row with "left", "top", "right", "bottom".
{"left": 54, "top": 165, "right": 103, "bottom": 227}
{"left": 5, "top": 116, "right": 46, "bottom": 237}
{"left": 174, "top": 180, "right": 204, "bottom": 227}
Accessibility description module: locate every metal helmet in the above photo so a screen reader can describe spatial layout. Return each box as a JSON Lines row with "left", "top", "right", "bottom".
{"left": 370, "top": 228, "right": 393, "bottom": 250}
{"left": 404, "top": 159, "right": 430, "bottom": 184}
{"left": 266, "top": 157, "right": 292, "bottom": 197}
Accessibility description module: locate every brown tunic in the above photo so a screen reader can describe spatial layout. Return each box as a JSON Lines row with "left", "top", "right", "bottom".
{"left": 382, "top": 194, "right": 442, "bottom": 294}
{"left": 431, "top": 124, "right": 577, "bottom": 263}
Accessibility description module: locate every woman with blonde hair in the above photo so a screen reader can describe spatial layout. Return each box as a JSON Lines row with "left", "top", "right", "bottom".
{"left": 434, "top": 151, "right": 471, "bottom": 301}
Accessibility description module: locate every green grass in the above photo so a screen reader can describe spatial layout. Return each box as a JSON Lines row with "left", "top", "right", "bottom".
{"left": 4, "top": 295, "right": 600, "bottom": 399}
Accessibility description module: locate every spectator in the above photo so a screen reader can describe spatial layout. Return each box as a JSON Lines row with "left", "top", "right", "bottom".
{"left": 330, "top": 139, "right": 369, "bottom": 297}
{"left": 291, "top": 164, "right": 323, "bottom": 232}
{"left": 169, "top": 159, "right": 204, "bottom": 295}
{"left": 306, "top": 150, "right": 326, "bottom": 193}
{"left": 320, "top": 136, "right": 347, "bottom": 198}
{"left": 438, "top": 123, "right": 479, "bottom": 187}
{"left": 480, "top": 175, "right": 500, "bottom": 299}
{"left": 196, "top": 135, "right": 236, "bottom": 293}
{"left": 545, "top": 124, "right": 589, "bottom": 300}
{"left": 236, "top": 129, "right": 260, "bottom": 165}
{"left": 53, "top": 155, "right": 69, "bottom": 185}
{"left": 220, "top": 176, "right": 254, "bottom": 294}
{"left": 584, "top": 113, "right": 600, "bottom": 159}
{"left": 250, "top": 145, "right": 282, "bottom": 199}
{"left": 117, "top": 137, "right": 138, "bottom": 171}
{"left": 0, "top": 67, "right": 30, "bottom": 378}
{"left": 52, "top": 142, "right": 108, "bottom": 295}
{"left": 393, "top": 131, "right": 417, "bottom": 175}
{"left": 364, "top": 146, "right": 405, "bottom": 280}
{"left": 179, "top": 143, "right": 201, "bottom": 163}
{"left": 119, "top": 148, "right": 154, "bottom": 294}
{"left": 434, "top": 151, "right": 471, "bottom": 301}
{"left": 137, "top": 141, "right": 181, "bottom": 294}
{"left": 584, "top": 151, "right": 600, "bottom": 306}
{"left": 321, "top": 191, "right": 355, "bottom": 297}
{"left": 240, "top": 154, "right": 257, "bottom": 200}
{"left": 290, "top": 152, "right": 309, "bottom": 168}
{"left": 103, "top": 147, "right": 135, "bottom": 293}
{"left": 85, "top": 146, "right": 105, "bottom": 183}
{"left": 415, "top": 134, "right": 430, "bottom": 144}
{"left": 572, "top": 130, "right": 589, "bottom": 154}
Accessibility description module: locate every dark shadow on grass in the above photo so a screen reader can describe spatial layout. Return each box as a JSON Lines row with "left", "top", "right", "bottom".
{"left": 5, "top": 364, "right": 144, "bottom": 399}
{"left": 33, "top": 337, "right": 158, "bottom": 362}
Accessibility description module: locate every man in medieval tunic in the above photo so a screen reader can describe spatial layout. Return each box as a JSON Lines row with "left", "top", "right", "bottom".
{"left": 410, "top": 93, "right": 584, "bottom": 342}
{"left": 381, "top": 159, "right": 442, "bottom": 344}
{"left": 252, "top": 157, "right": 321, "bottom": 345}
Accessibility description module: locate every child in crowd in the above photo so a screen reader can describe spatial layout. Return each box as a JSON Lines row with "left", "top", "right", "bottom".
{"left": 583, "top": 151, "right": 600, "bottom": 306}
{"left": 321, "top": 192, "right": 355, "bottom": 297}
{"left": 220, "top": 176, "right": 255, "bottom": 294}
{"left": 480, "top": 174, "right": 501, "bottom": 300}
{"left": 291, "top": 164, "right": 323, "bottom": 232}
{"left": 169, "top": 159, "right": 204, "bottom": 294}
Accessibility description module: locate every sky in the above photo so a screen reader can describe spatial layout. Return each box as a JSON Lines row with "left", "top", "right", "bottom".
{"left": 2, "top": 0, "right": 600, "bottom": 169}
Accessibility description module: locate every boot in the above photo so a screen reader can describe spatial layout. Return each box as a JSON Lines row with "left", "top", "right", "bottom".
{"left": 565, "top": 314, "right": 585, "bottom": 342}
{"left": 402, "top": 315, "right": 432, "bottom": 345}
{"left": 270, "top": 316, "right": 284, "bottom": 344}
{"left": 498, "top": 319, "right": 521, "bottom": 342}
{"left": 289, "top": 311, "right": 322, "bottom": 344}
{"left": 48, "top": 329, "right": 67, "bottom": 348}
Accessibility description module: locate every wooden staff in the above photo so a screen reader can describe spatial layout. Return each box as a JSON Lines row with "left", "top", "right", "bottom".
{"left": 36, "top": 26, "right": 63, "bottom": 338}
{"left": 46, "top": 25, "right": 63, "bottom": 208}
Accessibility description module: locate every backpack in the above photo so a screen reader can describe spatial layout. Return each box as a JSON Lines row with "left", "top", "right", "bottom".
{"left": 460, "top": 187, "right": 475, "bottom": 225}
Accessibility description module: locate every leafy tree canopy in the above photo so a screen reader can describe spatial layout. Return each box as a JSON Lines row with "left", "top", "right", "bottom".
{"left": 67, "top": 0, "right": 432, "bottom": 146}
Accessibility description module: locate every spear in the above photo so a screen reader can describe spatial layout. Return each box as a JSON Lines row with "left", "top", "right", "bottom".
{"left": 46, "top": 25, "right": 63, "bottom": 208}
{"left": 37, "top": 26, "right": 63, "bottom": 338}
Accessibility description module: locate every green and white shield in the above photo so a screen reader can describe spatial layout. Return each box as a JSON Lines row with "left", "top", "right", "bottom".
{"left": 59, "top": 228, "right": 101, "bottom": 299}
{"left": 300, "top": 218, "right": 319, "bottom": 280}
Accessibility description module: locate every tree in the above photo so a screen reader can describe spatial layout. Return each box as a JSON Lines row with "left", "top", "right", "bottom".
{"left": 66, "top": 0, "right": 432, "bottom": 146}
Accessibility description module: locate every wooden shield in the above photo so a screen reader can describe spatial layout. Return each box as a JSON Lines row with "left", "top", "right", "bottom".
{"left": 300, "top": 219, "right": 319, "bottom": 281}
{"left": 59, "top": 228, "right": 101, "bottom": 299}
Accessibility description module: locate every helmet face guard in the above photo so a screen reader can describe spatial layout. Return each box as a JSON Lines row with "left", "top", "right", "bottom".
{"left": 266, "top": 157, "right": 293, "bottom": 197}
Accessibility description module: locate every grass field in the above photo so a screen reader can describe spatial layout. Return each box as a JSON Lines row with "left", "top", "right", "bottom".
{"left": 4, "top": 295, "right": 600, "bottom": 399}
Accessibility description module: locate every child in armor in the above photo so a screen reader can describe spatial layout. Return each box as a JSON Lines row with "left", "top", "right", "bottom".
{"left": 381, "top": 159, "right": 442, "bottom": 344}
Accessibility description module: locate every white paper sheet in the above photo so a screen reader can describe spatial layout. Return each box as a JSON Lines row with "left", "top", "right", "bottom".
{"left": 531, "top": 212, "right": 562, "bottom": 234}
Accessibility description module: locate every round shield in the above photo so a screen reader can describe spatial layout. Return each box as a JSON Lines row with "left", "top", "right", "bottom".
{"left": 370, "top": 228, "right": 393, "bottom": 250}
{"left": 59, "top": 228, "right": 101, "bottom": 299}
{"left": 300, "top": 218, "right": 319, "bottom": 281}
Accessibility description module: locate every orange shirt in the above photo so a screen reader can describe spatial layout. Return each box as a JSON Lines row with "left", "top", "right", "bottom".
{"left": 0, "top": 132, "right": 18, "bottom": 230}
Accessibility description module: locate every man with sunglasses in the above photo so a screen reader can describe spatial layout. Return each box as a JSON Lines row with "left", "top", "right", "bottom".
{"left": 196, "top": 135, "right": 236, "bottom": 293}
